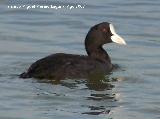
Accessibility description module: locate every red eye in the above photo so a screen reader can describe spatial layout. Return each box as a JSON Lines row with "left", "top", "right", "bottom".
{"left": 102, "top": 28, "right": 107, "bottom": 32}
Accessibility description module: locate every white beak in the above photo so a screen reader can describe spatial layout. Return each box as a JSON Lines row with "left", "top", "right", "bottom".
{"left": 109, "top": 24, "right": 127, "bottom": 45}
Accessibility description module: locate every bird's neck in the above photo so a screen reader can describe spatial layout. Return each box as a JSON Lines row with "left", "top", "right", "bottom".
{"left": 85, "top": 45, "right": 111, "bottom": 63}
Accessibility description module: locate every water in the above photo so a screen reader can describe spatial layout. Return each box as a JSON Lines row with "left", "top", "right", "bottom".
{"left": 0, "top": 0, "right": 160, "bottom": 119}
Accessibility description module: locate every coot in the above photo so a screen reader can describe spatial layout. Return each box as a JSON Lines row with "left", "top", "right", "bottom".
{"left": 20, "top": 22, "right": 126, "bottom": 80}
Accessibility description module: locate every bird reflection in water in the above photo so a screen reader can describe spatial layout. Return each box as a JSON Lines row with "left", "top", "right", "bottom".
{"left": 82, "top": 72, "right": 117, "bottom": 115}
{"left": 33, "top": 72, "right": 120, "bottom": 116}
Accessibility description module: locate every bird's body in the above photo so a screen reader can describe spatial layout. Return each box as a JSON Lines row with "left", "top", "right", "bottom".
{"left": 20, "top": 53, "right": 112, "bottom": 79}
{"left": 20, "top": 22, "right": 126, "bottom": 80}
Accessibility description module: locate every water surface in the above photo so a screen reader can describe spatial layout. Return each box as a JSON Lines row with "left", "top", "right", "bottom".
{"left": 0, "top": 0, "right": 160, "bottom": 119}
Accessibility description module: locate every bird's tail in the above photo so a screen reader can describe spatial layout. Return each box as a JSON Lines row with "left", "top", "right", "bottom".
{"left": 19, "top": 72, "right": 31, "bottom": 78}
